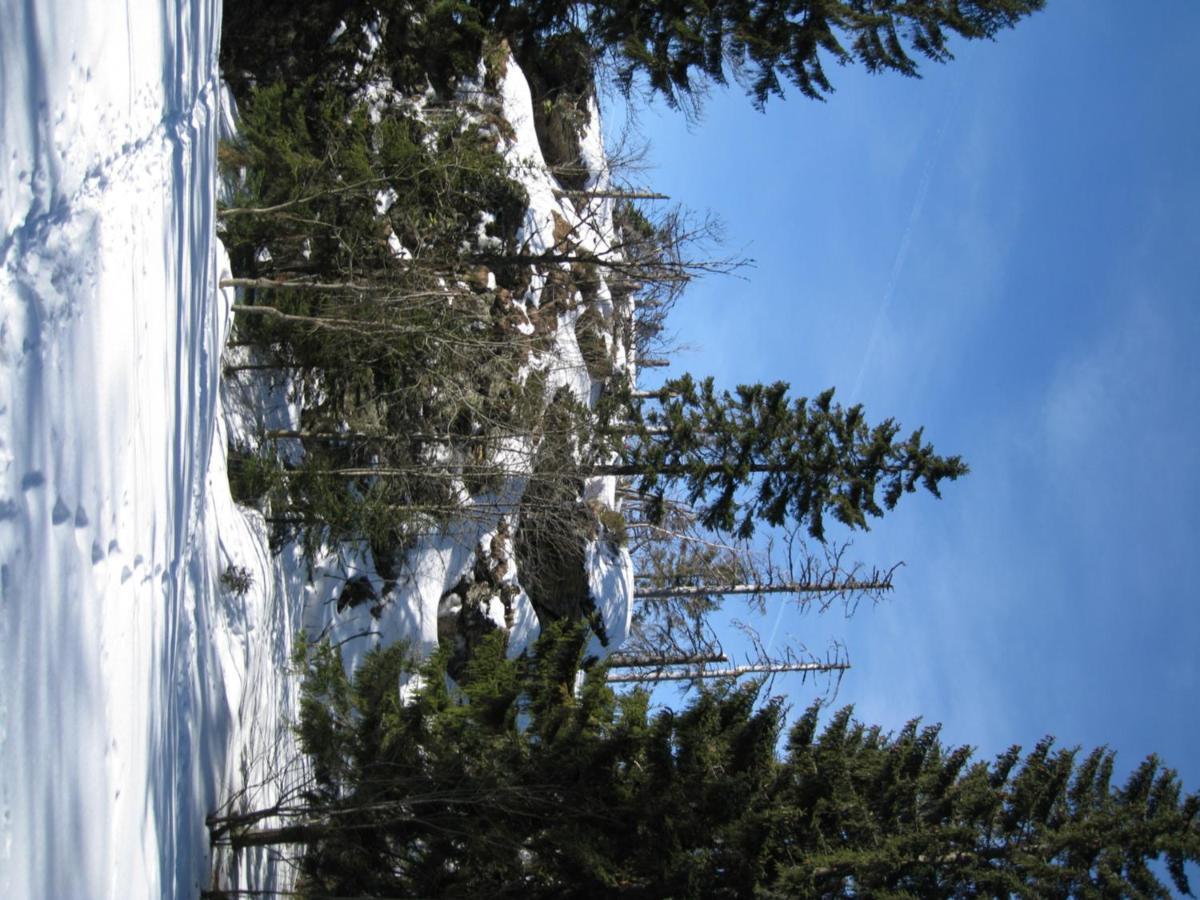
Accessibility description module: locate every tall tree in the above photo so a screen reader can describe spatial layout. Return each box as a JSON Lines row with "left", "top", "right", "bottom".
{"left": 209, "top": 628, "right": 1200, "bottom": 899}
{"left": 607, "top": 374, "right": 968, "bottom": 541}
{"left": 771, "top": 705, "right": 1200, "bottom": 897}
{"left": 486, "top": 0, "right": 1046, "bottom": 109}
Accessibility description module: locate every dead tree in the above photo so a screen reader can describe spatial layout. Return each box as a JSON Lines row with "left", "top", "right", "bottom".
{"left": 606, "top": 658, "right": 850, "bottom": 684}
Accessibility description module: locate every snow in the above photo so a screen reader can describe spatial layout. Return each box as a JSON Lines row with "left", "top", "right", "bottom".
{"left": 0, "top": 1, "right": 293, "bottom": 895}
{"left": 0, "top": 12, "right": 635, "bottom": 896}
{"left": 577, "top": 95, "right": 612, "bottom": 195}
{"left": 584, "top": 540, "right": 634, "bottom": 658}
{"left": 490, "top": 53, "right": 635, "bottom": 656}
{"left": 498, "top": 63, "right": 562, "bottom": 257}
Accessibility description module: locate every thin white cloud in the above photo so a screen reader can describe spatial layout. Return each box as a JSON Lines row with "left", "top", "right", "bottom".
{"left": 1039, "top": 297, "right": 1174, "bottom": 485}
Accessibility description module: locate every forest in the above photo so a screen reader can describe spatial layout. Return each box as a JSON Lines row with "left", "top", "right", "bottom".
{"left": 204, "top": 1, "right": 1200, "bottom": 896}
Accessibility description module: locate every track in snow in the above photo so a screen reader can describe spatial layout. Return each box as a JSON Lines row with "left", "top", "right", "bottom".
{"left": 0, "top": 1, "right": 279, "bottom": 896}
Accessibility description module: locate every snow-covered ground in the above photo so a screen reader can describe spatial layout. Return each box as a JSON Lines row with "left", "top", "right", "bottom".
{"left": 0, "top": 4, "right": 634, "bottom": 895}
{"left": 0, "top": 1, "right": 277, "bottom": 895}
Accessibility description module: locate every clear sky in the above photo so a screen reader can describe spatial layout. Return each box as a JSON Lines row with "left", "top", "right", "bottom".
{"left": 609, "top": 0, "right": 1200, "bottom": 792}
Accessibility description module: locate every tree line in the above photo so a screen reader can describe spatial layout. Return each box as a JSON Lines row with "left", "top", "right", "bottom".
{"left": 204, "top": 0, "right": 1199, "bottom": 895}
{"left": 206, "top": 625, "right": 1200, "bottom": 898}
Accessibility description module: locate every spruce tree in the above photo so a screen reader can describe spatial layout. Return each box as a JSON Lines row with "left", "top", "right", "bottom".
{"left": 212, "top": 631, "right": 1200, "bottom": 899}
{"left": 491, "top": 0, "right": 1047, "bottom": 109}
{"left": 607, "top": 374, "right": 968, "bottom": 541}
{"left": 771, "top": 706, "right": 1200, "bottom": 898}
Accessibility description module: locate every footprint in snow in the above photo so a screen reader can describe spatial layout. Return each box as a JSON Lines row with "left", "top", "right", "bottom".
{"left": 52, "top": 497, "right": 71, "bottom": 525}
{"left": 21, "top": 471, "right": 45, "bottom": 490}
{"left": 74, "top": 505, "right": 88, "bottom": 527}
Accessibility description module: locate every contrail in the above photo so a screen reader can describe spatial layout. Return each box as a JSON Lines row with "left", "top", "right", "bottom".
{"left": 765, "top": 599, "right": 786, "bottom": 656}
{"left": 849, "top": 84, "right": 961, "bottom": 402}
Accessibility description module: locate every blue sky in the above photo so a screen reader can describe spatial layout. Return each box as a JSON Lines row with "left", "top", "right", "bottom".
{"left": 609, "top": 0, "right": 1200, "bottom": 789}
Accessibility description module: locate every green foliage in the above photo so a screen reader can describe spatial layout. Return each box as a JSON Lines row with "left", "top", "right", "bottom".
{"left": 278, "top": 459, "right": 438, "bottom": 565}
{"left": 574, "top": 303, "right": 614, "bottom": 380}
{"left": 221, "top": 0, "right": 491, "bottom": 100}
{"left": 621, "top": 375, "right": 968, "bottom": 541}
{"left": 226, "top": 446, "right": 284, "bottom": 507}
{"left": 594, "top": 504, "right": 628, "bottom": 548}
{"left": 218, "top": 564, "right": 254, "bottom": 598}
{"left": 581, "top": 0, "right": 1047, "bottom": 110}
{"left": 223, "top": 0, "right": 1047, "bottom": 117}
{"left": 771, "top": 710, "right": 1200, "bottom": 898}
{"left": 381, "top": 1, "right": 492, "bottom": 94}
{"left": 219, "top": 24, "right": 541, "bottom": 565}
{"left": 220, "top": 79, "right": 526, "bottom": 277}
{"left": 264, "top": 630, "right": 1200, "bottom": 897}
{"left": 514, "top": 391, "right": 597, "bottom": 628}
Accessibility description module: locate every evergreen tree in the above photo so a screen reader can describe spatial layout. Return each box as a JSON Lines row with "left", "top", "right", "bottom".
{"left": 489, "top": 0, "right": 1046, "bottom": 109}
{"left": 607, "top": 374, "right": 968, "bottom": 541}
{"left": 210, "top": 629, "right": 1200, "bottom": 898}
{"left": 606, "top": 0, "right": 1046, "bottom": 108}
{"left": 770, "top": 706, "right": 1200, "bottom": 898}
{"left": 223, "top": 0, "right": 1046, "bottom": 114}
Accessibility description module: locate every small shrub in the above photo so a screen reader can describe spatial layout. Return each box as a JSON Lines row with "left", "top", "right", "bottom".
{"left": 220, "top": 564, "right": 255, "bottom": 598}
{"left": 594, "top": 505, "right": 628, "bottom": 549}
{"left": 227, "top": 447, "right": 282, "bottom": 506}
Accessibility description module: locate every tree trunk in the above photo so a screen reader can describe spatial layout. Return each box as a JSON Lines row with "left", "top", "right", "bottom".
{"left": 629, "top": 388, "right": 679, "bottom": 400}
{"left": 556, "top": 189, "right": 670, "bottom": 200}
{"left": 216, "top": 176, "right": 388, "bottom": 218}
{"left": 606, "top": 660, "right": 849, "bottom": 683}
{"left": 230, "top": 304, "right": 428, "bottom": 337}
{"left": 606, "top": 651, "right": 728, "bottom": 669}
{"left": 633, "top": 578, "right": 892, "bottom": 600}
{"left": 223, "top": 363, "right": 301, "bottom": 374}
{"left": 228, "top": 820, "right": 335, "bottom": 850}
{"left": 222, "top": 277, "right": 388, "bottom": 293}
{"left": 596, "top": 460, "right": 771, "bottom": 477}
{"left": 264, "top": 429, "right": 382, "bottom": 441}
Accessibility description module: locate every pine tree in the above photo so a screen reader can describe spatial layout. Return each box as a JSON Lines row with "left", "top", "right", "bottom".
{"left": 224, "top": 0, "right": 1046, "bottom": 115}
{"left": 770, "top": 706, "right": 1200, "bottom": 898}
{"left": 580, "top": 0, "right": 1047, "bottom": 109}
{"left": 210, "top": 632, "right": 1200, "bottom": 899}
{"left": 606, "top": 374, "right": 968, "bottom": 541}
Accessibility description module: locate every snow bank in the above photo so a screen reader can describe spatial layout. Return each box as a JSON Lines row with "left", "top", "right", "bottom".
{"left": 0, "top": 1, "right": 296, "bottom": 896}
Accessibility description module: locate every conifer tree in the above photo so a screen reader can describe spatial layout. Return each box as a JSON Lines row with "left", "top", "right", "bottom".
{"left": 210, "top": 628, "right": 1200, "bottom": 899}
{"left": 484, "top": 0, "right": 1046, "bottom": 109}
{"left": 590, "top": 0, "right": 1046, "bottom": 108}
{"left": 770, "top": 705, "right": 1200, "bottom": 898}
{"left": 607, "top": 374, "right": 968, "bottom": 541}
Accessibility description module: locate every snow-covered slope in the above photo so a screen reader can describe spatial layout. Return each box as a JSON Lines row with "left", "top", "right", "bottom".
{"left": 0, "top": 1, "right": 268, "bottom": 896}
{"left": 254, "top": 50, "right": 635, "bottom": 678}
{"left": 0, "top": 6, "right": 634, "bottom": 896}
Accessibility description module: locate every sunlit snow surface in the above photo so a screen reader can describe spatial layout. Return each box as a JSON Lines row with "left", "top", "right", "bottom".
{"left": 0, "top": 5, "right": 632, "bottom": 895}
{"left": 0, "top": 1, "right": 266, "bottom": 896}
